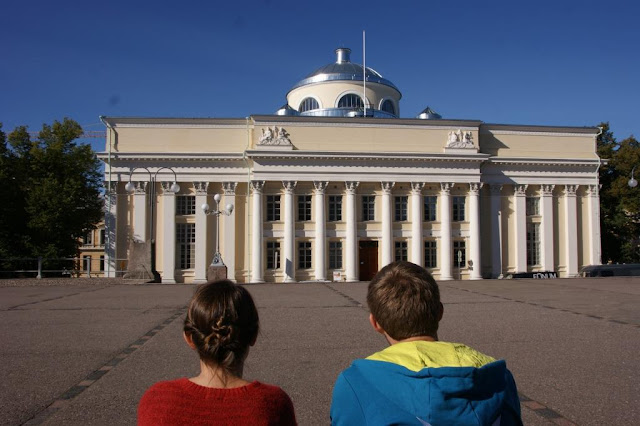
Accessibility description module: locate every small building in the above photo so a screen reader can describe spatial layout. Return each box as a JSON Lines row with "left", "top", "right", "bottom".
{"left": 76, "top": 221, "right": 106, "bottom": 277}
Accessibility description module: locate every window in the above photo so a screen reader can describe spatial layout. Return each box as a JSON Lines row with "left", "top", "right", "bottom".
{"left": 395, "top": 241, "right": 408, "bottom": 261}
{"left": 99, "top": 229, "right": 105, "bottom": 246}
{"left": 299, "top": 97, "right": 319, "bottom": 112}
{"left": 362, "top": 195, "right": 375, "bottom": 221}
{"left": 266, "top": 241, "right": 280, "bottom": 269}
{"left": 527, "top": 223, "right": 540, "bottom": 266}
{"left": 83, "top": 255, "right": 91, "bottom": 272}
{"left": 338, "top": 94, "right": 363, "bottom": 109}
{"left": 424, "top": 241, "right": 437, "bottom": 268}
{"left": 381, "top": 99, "right": 395, "bottom": 115}
{"left": 176, "top": 223, "right": 196, "bottom": 269}
{"left": 328, "top": 196, "right": 342, "bottom": 221}
{"left": 176, "top": 196, "right": 196, "bottom": 215}
{"left": 298, "top": 242, "right": 312, "bottom": 269}
{"left": 424, "top": 196, "right": 437, "bottom": 221}
{"left": 395, "top": 196, "right": 408, "bottom": 221}
{"left": 298, "top": 195, "right": 312, "bottom": 221}
{"left": 99, "top": 255, "right": 105, "bottom": 271}
{"left": 453, "top": 240, "right": 466, "bottom": 268}
{"left": 329, "top": 241, "right": 343, "bottom": 269}
{"left": 526, "top": 197, "right": 540, "bottom": 216}
{"left": 83, "top": 232, "right": 92, "bottom": 246}
{"left": 453, "top": 196, "right": 466, "bottom": 222}
{"left": 267, "top": 195, "right": 281, "bottom": 221}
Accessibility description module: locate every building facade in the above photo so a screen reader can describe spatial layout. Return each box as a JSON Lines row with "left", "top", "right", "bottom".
{"left": 99, "top": 48, "right": 602, "bottom": 283}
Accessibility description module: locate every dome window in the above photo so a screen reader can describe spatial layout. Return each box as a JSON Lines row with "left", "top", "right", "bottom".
{"left": 381, "top": 100, "right": 395, "bottom": 115}
{"left": 338, "top": 94, "right": 363, "bottom": 109}
{"left": 299, "top": 97, "right": 319, "bottom": 113}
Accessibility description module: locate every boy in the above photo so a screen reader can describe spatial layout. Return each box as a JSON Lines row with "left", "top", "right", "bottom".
{"left": 331, "top": 261, "right": 522, "bottom": 425}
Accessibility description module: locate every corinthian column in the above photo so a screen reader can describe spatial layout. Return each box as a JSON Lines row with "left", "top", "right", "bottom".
{"left": 222, "top": 182, "right": 237, "bottom": 282}
{"left": 283, "top": 181, "right": 297, "bottom": 282}
{"left": 489, "top": 185, "right": 503, "bottom": 278}
{"left": 381, "top": 182, "right": 395, "bottom": 267}
{"left": 564, "top": 185, "right": 579, "bottom": 277}
{"left": 514, "top": 184, "right": 528, "bottom": 273}
{"left": 132, "top": 182, "right": 148, "bottom": 242}
{"left": 313, "top": 181, "right": 328, "bottom": 281}
{"left": 586, "top": 185, "right": 601, "bottom": 266}
{"left": 540, "top": 184, "right": 555, "bottom": 272}
{"left": 160, "top": 182, "right": 177, "bottom": 284}
{"left": 250, "top": 181, "right": 265, "bottom": 283}
{"left": 440, "top": 183, "right": 454, "bottom": 280}
{"left": 411, "top": 182, "right": 425, "bottom": 266}
{"left": 194, "top": 182, "right": 209, "bottom": 283}
{"left": 469, "top": 182, "right": 483, "bottom": 280}
{"left": 345, "top": 181, "right": 359, "bottom": 282}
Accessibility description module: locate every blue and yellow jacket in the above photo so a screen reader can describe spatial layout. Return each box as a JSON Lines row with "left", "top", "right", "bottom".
{"left": 330, "top": 341, "right": 522, "bottom": 426}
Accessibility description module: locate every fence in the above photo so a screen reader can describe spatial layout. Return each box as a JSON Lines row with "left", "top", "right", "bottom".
{"left": 0, "top": 257, "right": 129, "bottom": 278}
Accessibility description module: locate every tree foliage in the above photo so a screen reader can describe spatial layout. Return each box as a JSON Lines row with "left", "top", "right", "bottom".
{"left": 0, "top": 118, "right": 103, "bottom": 263}
{"left": 597, "top": 122, "right": 640, "bottom": 263}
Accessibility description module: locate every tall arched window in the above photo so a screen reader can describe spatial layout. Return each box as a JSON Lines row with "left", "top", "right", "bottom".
{"left": 381, "top": 99, "right": 396, "bottom": 115}
{"left": 299, "top": 97, "right": 319, "bottom": 112}
{"left": 338, "top": 94, "right": 363, "bottom": 109}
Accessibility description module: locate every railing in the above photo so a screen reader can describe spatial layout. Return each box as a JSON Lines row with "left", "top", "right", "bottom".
{"left": 0, "top": 257, "right": 129, "bottom": 279}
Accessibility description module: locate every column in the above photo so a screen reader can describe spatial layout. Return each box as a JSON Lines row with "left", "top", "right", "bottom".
{"left": 514, "top": 184, "right": 528, "bottom": 273}
{"left": 160, "top": 182, "right": 177, "bottom": 283}
{"left": 194, "top": 182, "right": 209, "bottom": 283}
{"left": 411, "top": 182, "right": 425, "bottom": 266}
{"left": 104, "top": 184, "right": 117, "bottom": 277}
{"left": 540, "top": 184, "right": 555, "bottom": 272}
{"left": 223, "top": 182, "right": 238, "bottom": 282}
{"left": 250, "top": 181, "right": 265, "bottom": 283}
{"left": 469, "top": 183, "right": 483, "bottom": 280}
{"left": 439, "top": 183, "right": 454, "bottom": 281}
{"left": 564, "top": 185, "right": 579, "bottom": 277}
{"left": 345, "top": 181, "right": 359, "bottom": 282}
{"left": 489, "top": 185, "right": 503, "bottom": 278}
{"left": 381, "top": 182, "right": 395, "bottom": 267}
{"left": 132, "top": 182, "right": 148, "bottom": 242}
{"left": 283, "top": 181, "right": 297, "bottom": 282}
{"left": 587, "top": 185, "right": 602, "bottom": 265}
{"left": 313, "top": 181, "right": 328, "bottom": 281}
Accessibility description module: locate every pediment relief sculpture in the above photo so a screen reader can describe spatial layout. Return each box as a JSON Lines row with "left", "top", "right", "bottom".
{"left": 258, "top": 126, "right": 293, "bottom": 147}
{"left": 446, "top": 129, "right": 475, "bottom": 149}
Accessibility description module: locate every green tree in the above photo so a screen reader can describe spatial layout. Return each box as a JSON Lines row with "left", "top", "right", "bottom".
{"left": 597, "top": 122, "right": 640, "bottom": 263}
{"left": 0, "top": 118, "right": 103, "bottom": 266}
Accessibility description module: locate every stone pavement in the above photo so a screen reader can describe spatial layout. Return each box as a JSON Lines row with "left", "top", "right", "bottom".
{"left": 0, "top": 277, "right": 638, "bottom": 425}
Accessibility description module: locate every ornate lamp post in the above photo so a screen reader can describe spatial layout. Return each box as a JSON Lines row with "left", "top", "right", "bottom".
{"left": 201, "top": 193, "right": 234, "bottom": 280}
{"left": 629, "top": 166, "right": 638, "bottom": 188}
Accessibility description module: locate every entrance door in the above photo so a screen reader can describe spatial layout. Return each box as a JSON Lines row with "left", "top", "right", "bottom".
{"left": 359, "top": 241, "right": 379, "bottom": 281}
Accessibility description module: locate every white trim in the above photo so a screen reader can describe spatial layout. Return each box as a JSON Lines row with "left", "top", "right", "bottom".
{"left": 252, "top": 121, "right": 478, "bottom": 131}
{"left": 112, "top": 123, "right": 247, "bottom": 129}
{"left": 483, "top": 130, "right": 596, "bottom": 137}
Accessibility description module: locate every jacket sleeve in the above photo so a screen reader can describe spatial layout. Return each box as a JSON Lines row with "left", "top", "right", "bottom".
{"left": 502, "top": 369, "right": 523, "bottom": 426}
{"left": 330, "top": 373, "right": 366, "bottom": 426}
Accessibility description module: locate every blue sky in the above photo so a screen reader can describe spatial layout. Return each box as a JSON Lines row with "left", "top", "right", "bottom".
{"left": 1, "top": 0, "right": 638, "bottom": 153}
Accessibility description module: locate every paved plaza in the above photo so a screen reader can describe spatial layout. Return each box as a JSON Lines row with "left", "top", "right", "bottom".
{"left": 0, "top": 276, "right": 638, "bottom": 425}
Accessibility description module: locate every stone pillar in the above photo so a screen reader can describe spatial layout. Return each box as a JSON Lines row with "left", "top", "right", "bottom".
{"left": 411, "top": 182, "right": 425, "bottom": 266}
{"left": 313, "top": 181, "right": 328, "bottom": 281}
{"left": 469, "top": 183, "right": 483, "bottom": 280}
{"left": 222, "top": 182, "right": 238, "bottom": 282}
{"left": 283, "top": 181, "right": 297, "bottom": 282}
{"left": 514, "top": 184, "right": 528, "bottom": 273}
{"left": 104, "top": 184, "right": 118, "bottom": 277}
{"left": 345, "top": 181, "right": 359, "bottom": 282}
{"left": 250, "top": 181, "right": 265, "bottom": 283}
{"left": 381, "top": 182, "right": 395, "bottom": 267}
{"left": 132, "top": 182, "right": 148, "bottom": 242}
{"left": 489, "top": 185, "right": 503, "bottom": 278}
{"left": 194, "top": 182, "right": 209, "bottom": 283}
{"left": 160, "top": 182, "right": 177, "bottom": 283}
{"left": 540, "top": 184, "right": 555, "bottom": 272}
{"left": 587, "top": 185, "right": 602, "bottom": 266}
{"left": 439, "top": 183, "right": 454, "bottom": 281}
{"left": 564, "top": 185, "right": 579, "bottom": 277}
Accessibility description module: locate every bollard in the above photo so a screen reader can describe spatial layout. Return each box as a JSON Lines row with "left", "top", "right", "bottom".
{"left": 37, "top": 257, "right": 42, "bottom": 279}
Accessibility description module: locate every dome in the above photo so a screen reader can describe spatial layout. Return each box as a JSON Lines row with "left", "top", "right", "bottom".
{"left": 275, "top": 103, "right": 299, "bottom": 116}
{"left": 290, "top": 48, "right": 400, "bottom": 93}
{"left": 417, "top": 107, "right": 442, "bottom": 120}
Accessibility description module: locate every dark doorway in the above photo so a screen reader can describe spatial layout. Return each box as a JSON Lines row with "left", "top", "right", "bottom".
{"left": 359, "top": 240, "right": 379, "bottom": 281}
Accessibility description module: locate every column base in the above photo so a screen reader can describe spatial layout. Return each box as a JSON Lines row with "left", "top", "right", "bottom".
{"left": 162, "top": 278, "right": 177, "bottom": 284}
{"left": 192, "top": 279, "right": 208, "bottom": 284}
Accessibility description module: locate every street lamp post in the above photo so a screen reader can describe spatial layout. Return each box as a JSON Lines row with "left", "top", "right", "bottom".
{"left": 202, "top": 193, "right": 234, "bottom": 281}
{"left": 124, "top": 167, "right": 180, "bottom": 281}
{"left": 629, "top": 166, "right": 638, "bottom": 188}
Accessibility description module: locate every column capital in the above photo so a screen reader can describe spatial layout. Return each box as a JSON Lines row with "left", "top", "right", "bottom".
{"left": 440, "top": 182, "right": 454, "bottom": 194}
{"left": 410, "top": 182, "right": 425, "bottom": 194}
{"left": 564, "top": 184, "right": 578, "bottom": 196}
{"left": 250, "top": 180, "right": 265, "bottom": 193}
{"left": 381, "top": 182, "right": 395, "bottom": 194}
{"left": 133, "top": 182, "right": 147, "bottom": 194}
{"left": 489, "top": 184, "right": 503, "bottom": 195}
{"left": 161, "top": 181, "right": 177, "bottom": 194}
{"left": 313, "top": 181, "right": 329, "bottom": 193}
{"left": 541, "top": 184, "right": 555, "bottom": 196}
{"left": 514, "top": 184, "right": 528, "bottom": 196}
{"left": 345, "top": 181, "right": 360, "bottom": 194}
{"left": 222, "top": 182, "right": 238, "bottom": 195}
{"left": 282, "top": 180, "right": 297, "bottom": 194}
{"left": 194, "top": 182, "right": 209, "bottom": 195}
{"left": 469, "top": 182, "right": 484, "bottom": 194}
{"left": 586, "top": 184, "right": 599, "bottom": 196}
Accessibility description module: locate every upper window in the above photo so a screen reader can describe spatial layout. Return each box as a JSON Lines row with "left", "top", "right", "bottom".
{"left": 338, "top": 94, "right": 363, "bottom": 109}
{"left": 267, "top": 195, "right": 281, "bottom": 222}
{"left": 177, "top": 196, "right": 196, "bottom": 215}
{"left": 329, "top": 196, "right": 342, "bottom": 222}
{"left": 395, "top": 196, "right": 408, "bottom": 221}
{"left": 299, "top": 97, "right": 319, "bottom": 112}
{"left": 453, "top": 196, "right": 466, "bottom": 222}
{"left": 424, "top": 196, "right": 437, "bottom": 221}
{"left": 362, "top": 195, "right": 375, "bottom": 221}
{"left": 381, "top": 99, "right": 395, "bottom": 115}
{"left": 298, "top": 195, "right": 312, "bottom": 221}
{"left": 526, "top": 197, "right": 540, "bottom": 216}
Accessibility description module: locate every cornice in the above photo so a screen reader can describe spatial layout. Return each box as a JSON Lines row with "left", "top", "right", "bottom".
{"left": 96, "top": 152, "right": 245, "bottom": 162}
{"left": 246, "top": 150, "right": 491, "bottom": 162}
{"left": 487, "top": 157, "right": 600, "bottom": 167}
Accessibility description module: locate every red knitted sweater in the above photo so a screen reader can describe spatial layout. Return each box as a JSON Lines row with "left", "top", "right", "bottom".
{"left": 138, "top": 378, "right": 297, "bottom": 425}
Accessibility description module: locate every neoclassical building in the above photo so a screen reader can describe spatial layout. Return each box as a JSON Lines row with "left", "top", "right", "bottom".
{"left": 99, "top": 47, "right": 601, "bottom": 283}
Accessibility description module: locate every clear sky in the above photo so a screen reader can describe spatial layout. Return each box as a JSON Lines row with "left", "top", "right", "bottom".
{"left": 1, "top": 0, "right": 638, "bottom": 153}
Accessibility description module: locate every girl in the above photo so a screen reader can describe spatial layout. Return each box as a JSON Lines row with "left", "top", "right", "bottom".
{"left": 138, "top": 280, "right": 297, "bottom": 425}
